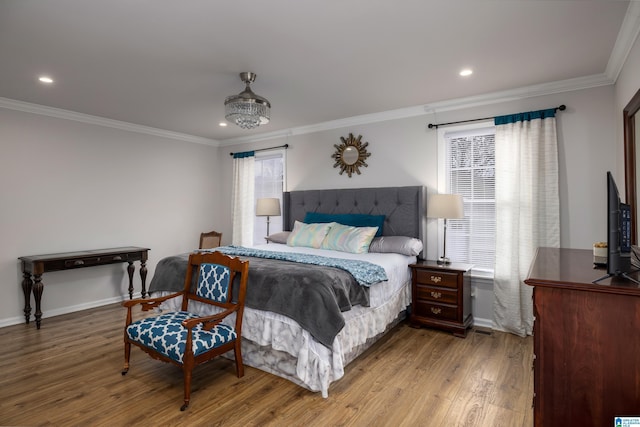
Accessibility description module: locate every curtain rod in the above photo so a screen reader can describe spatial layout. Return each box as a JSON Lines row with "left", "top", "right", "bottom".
{"left": 427, "top": 105, "right": 566, "bottom": 129}
{"left": 229, "top": 143, "right": 289, "bottom": 156}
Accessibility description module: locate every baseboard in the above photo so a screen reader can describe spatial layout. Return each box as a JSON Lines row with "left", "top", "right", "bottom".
{"left": 472, "top": 316, "right": 493, "bottom": 330}
{"left": 0, "top": 293, "right": 138, "bottom": 328}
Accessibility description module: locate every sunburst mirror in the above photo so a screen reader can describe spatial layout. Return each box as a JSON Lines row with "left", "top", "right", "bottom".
{"left": 332, "top": 133, "right": 371, "bottom": 178}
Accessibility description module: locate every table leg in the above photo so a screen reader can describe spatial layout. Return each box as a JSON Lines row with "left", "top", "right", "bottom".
{"left": 140, "top": 260, "right": 148, "bottom": 299}
{"left": 127, "top": 261, "right": 135, "bottom": 300}
{"left": 33, "top": 274, "right": 43, "bottom": 329}
{"left": 22, "top": 272, "right": 33, "bottom": 324}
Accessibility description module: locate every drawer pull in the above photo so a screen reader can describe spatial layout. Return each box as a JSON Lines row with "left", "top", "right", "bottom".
{"left": 113, "top": 255, "right": 122, "bottom": 261}
{"left": 430, "top": 275, "right": 442, "bottom": 283}
{"left": 430, "top": 307, "right": 442, "bottom": 315}
{"left": 430, "top": 291, "right": 442, "bottom": 299}
{"left": 73, "top": 260, "right": 84, "bottom": 266}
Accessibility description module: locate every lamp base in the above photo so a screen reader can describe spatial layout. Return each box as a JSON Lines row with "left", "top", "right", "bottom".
{"left": 437, "top": 256, "right": 451, "bottom": 265}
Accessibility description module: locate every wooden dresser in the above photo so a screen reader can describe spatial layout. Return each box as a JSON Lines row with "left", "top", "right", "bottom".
{"left": 409, "top": 260, "right": 473, "bottom": 337}
{"left": 525, "top": 247, "right": 640, "bottom": 426}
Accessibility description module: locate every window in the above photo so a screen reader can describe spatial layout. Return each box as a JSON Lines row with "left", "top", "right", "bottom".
{"left": 439, "top": 125, "right": 496, "bottom": 274}
{"left": 253, "top": 151, "right": 285, "bottom": 245}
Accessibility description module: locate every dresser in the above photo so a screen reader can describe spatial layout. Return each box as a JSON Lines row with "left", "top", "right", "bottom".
{"left": 525, "top": 247, "right": 640, "bottom": 426}
{"left": 409, "top": 260, "right": 473, "bottom": 337}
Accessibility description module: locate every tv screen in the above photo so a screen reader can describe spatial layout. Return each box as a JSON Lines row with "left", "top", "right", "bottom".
{"left": 607, "top": 171, "right": 631, "bottom": 276}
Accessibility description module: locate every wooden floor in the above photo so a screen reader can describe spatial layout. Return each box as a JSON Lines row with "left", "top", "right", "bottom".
{"left": 0, "top": 303, "right": 533, "bottom": 427}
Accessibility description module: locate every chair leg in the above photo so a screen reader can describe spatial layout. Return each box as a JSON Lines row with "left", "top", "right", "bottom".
{"left": 121, "top": 340, "right": 131, "bottom": 375}
{"left": 181, "top": 364, "right": 192, "bottom": 411}
{"left": 234, "top": 339, "right": 244, "bottom": 378}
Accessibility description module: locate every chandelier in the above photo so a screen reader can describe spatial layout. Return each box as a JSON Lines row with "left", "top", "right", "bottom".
{"left": 224, "top": 72, "right": 271, "bottom": 129}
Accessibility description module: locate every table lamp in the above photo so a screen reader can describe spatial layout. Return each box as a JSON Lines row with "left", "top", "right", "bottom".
{"left": 256, "top": 198, "right": 281, "bottom": 237}
{"left": 427, "top": 193, "right": 464, "bottom": 264}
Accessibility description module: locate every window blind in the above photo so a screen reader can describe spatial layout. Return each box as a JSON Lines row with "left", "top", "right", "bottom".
{"left": 253, "top": 152, "right": 284, "bottom": 244}
{"left": 445, "top": 128, "right": 496, "bottom": 272}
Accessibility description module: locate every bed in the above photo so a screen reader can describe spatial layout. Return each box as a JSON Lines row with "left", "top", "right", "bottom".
{"left": 149, "top": 186, "right": 424, "bottom": 397}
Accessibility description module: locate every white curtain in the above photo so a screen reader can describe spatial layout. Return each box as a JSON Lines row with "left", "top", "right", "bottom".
{"left": 231, "top": 152, "right": 255, "bottom": 246}
{"left": 493, "top": 109, "right": 560, "bottom": 336}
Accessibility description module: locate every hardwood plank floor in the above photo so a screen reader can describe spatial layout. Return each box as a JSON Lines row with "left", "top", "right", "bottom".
{"left": 0, "top": 303, "right": 533, "bottom": 426}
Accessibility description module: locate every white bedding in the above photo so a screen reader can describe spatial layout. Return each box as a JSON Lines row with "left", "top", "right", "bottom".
{"left": 157, "top": 244, "right": 415, "bottom": 397}
{"left": 251, "top": 243, "right": 415, "bottom": 307}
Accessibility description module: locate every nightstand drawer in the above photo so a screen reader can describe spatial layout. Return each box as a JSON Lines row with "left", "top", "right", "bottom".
{"left": 413, "top": 301, "right": 458, "bottom": 321}
{"left": 415, "top": 285, "right": 457, "bottom": 304}
{"left": 414, "top": 269, "right": 458, "bottom": 289}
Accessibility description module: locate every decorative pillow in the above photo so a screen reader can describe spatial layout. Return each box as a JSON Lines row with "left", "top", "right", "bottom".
{"left": 265, "top": 231, "right": 290, "bottom": 244}
{"left": 321, "top": 223, "right": 378, "bottom": 254}
{"left": 287, "top": 221, "right": 334, "bottom": 249}
{"left": 368, "top": 236, "right": 424, "bottom": 256}
{"left": 303, "top": 212, "right": 385, "bottom": 237}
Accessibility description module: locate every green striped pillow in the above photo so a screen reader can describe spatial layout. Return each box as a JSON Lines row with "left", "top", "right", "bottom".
{"left": 286, "top": 221, "right": 334, "bottom": 249}
{"left": 321, "top": 223, "right": 378, "bottom": 254}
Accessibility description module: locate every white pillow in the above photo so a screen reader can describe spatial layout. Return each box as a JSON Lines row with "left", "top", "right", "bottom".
{"left": 286, "top": 221, "right": 334, "bottom": 249}
{"left": 321, "top": 223, "right": 378, "bottom": 254}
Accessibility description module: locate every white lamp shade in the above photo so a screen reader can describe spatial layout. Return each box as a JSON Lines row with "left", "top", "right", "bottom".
{"left": 427, "top": 194, "right": 464, "bottom": 219}
{"left": 256, "top": 198, "right": 281, "bottom": 216}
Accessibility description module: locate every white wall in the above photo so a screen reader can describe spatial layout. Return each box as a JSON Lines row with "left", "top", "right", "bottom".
{"left": 0, "top": 109, "right": 222, "bottom": 326}
{"left": 222, "top": 85, "right": 618, "bottom": 327}
{"left": 224, "top": 86, "right": 618, "bottom": 252}
{"left": 615, "top": 25, "right": 640, "bottom": 186}
{"left": 2, "top": 62, "right": 635, "bottom": 328}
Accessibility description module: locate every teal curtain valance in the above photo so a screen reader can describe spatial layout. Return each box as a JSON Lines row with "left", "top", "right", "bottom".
{"left": 494, "top": 108, "right": 556, "bottom": 126}
{"left": 233, "top": 151, "right": 255, "bottom": 159}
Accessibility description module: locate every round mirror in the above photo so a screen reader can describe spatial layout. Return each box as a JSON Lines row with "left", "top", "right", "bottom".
{"left": 342, "top": 146, "right": 359, "bottom": 165}
{"left": 331, "top": 133, "right": 371, "bottom": 177}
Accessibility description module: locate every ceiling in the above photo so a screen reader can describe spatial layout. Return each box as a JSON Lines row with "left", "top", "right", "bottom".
{"left": 0, "top": 1, "right": 636, "bottom": 144}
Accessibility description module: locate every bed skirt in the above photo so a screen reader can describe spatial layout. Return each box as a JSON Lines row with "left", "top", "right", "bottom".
{"left": 155, "top": 281, "right": 410, "bottom": 397}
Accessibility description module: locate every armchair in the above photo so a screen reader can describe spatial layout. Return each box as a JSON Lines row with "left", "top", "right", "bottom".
{"left": 121, "top": 251, "right": 249, "bottom": 410}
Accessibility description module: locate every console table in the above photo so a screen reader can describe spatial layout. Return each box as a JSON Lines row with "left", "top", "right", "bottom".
{"left": 525, "top": 247, "right": 640, "bottom": 426}
{"left": 19, "top": 246, "right": 149, "bottom": 329}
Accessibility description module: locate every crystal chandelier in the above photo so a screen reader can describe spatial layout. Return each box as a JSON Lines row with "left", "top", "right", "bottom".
{"left": 224, "top": 72, "right": 270, "bottom": 129}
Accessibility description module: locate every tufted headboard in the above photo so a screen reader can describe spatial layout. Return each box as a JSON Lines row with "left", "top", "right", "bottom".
{"left": 282, "top": 186, "right": 424, "bottom": 240}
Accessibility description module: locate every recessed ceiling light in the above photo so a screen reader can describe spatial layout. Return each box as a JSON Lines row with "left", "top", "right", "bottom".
{"left": 219, "top": 122, "right": 227, "bottom": 127}
{"left": 459, "top": 69, "right": 473, "bottom": 77}
{"left": 38, "top": 76, "right": 54, "bottom": 84}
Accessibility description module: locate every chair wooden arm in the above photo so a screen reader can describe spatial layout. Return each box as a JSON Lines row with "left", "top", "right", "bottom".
{"left": 122, "top": 291, "right": 184, "bottom": 311}
{"left": 181, "top": 307, "right": 237, "bottom": 331}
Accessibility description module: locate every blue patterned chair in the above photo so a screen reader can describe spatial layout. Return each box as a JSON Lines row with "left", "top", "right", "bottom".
{"left": 121, "top": 251, "right": 249, "bottom": 411}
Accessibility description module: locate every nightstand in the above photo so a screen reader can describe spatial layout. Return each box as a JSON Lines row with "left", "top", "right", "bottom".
{"left": 409, "top": 260, "right": 473, "bottom": 337}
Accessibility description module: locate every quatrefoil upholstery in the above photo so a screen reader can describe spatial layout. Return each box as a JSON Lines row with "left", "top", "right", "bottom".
{"left": 125, "top": 311, "right": 236, "bottom": 363}
{"left": 196, "top": 263, "right": 230, "bottom": 302}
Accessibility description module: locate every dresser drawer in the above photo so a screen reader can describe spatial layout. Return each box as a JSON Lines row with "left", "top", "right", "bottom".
{"left": 413, "top": 301, "right": 458, "bottom": 321}
{"left": 414, "top": 269, "right": 459, "bottom": 289}
{"left": 415, "top": 285, "right": 457, "bottom": 304}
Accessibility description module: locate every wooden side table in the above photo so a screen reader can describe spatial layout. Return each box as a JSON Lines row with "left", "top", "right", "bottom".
{"left": 19, "top": 247, "right": 149, "bottom": 329}
{"left": 409, "top": 260, "right": 473, "bottom": 337}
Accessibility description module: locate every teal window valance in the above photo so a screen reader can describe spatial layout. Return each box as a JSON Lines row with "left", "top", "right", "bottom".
{"left": 232, "top": 151, "right": 255, "bottom": 159}
{"left": 494, "top": 108, "right": 557, "bottom": 125}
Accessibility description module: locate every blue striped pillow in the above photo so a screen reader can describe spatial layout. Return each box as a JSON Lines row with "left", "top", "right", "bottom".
{"left": 321, "top": 223, "right": 378, "bottom": 254}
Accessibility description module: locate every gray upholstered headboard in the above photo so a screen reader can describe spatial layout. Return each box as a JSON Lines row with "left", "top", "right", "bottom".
{"left": 282, "top": 186, "right": 423, "bottom": 240}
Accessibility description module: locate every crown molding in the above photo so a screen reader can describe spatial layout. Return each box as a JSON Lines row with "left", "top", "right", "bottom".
{"left": 423, "top": 73, "right": 613, "bottom": 114}
{"left": 223, "top": 73, "right": 614, "bottom": 145}
{"left": 606, "top": 0, "right": 640, "bottom": 82}
{"left": 0, "top": 97, "right": 220, "bottom": 146}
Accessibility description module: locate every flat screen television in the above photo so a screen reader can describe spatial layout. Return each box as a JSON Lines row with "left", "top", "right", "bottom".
{"left": 606, "top": 171, "right": 632, "bottom": 277}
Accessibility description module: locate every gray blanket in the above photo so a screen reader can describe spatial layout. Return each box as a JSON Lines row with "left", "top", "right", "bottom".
{"left": 148, "top": 253, "right": 370, "bottom": 347}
